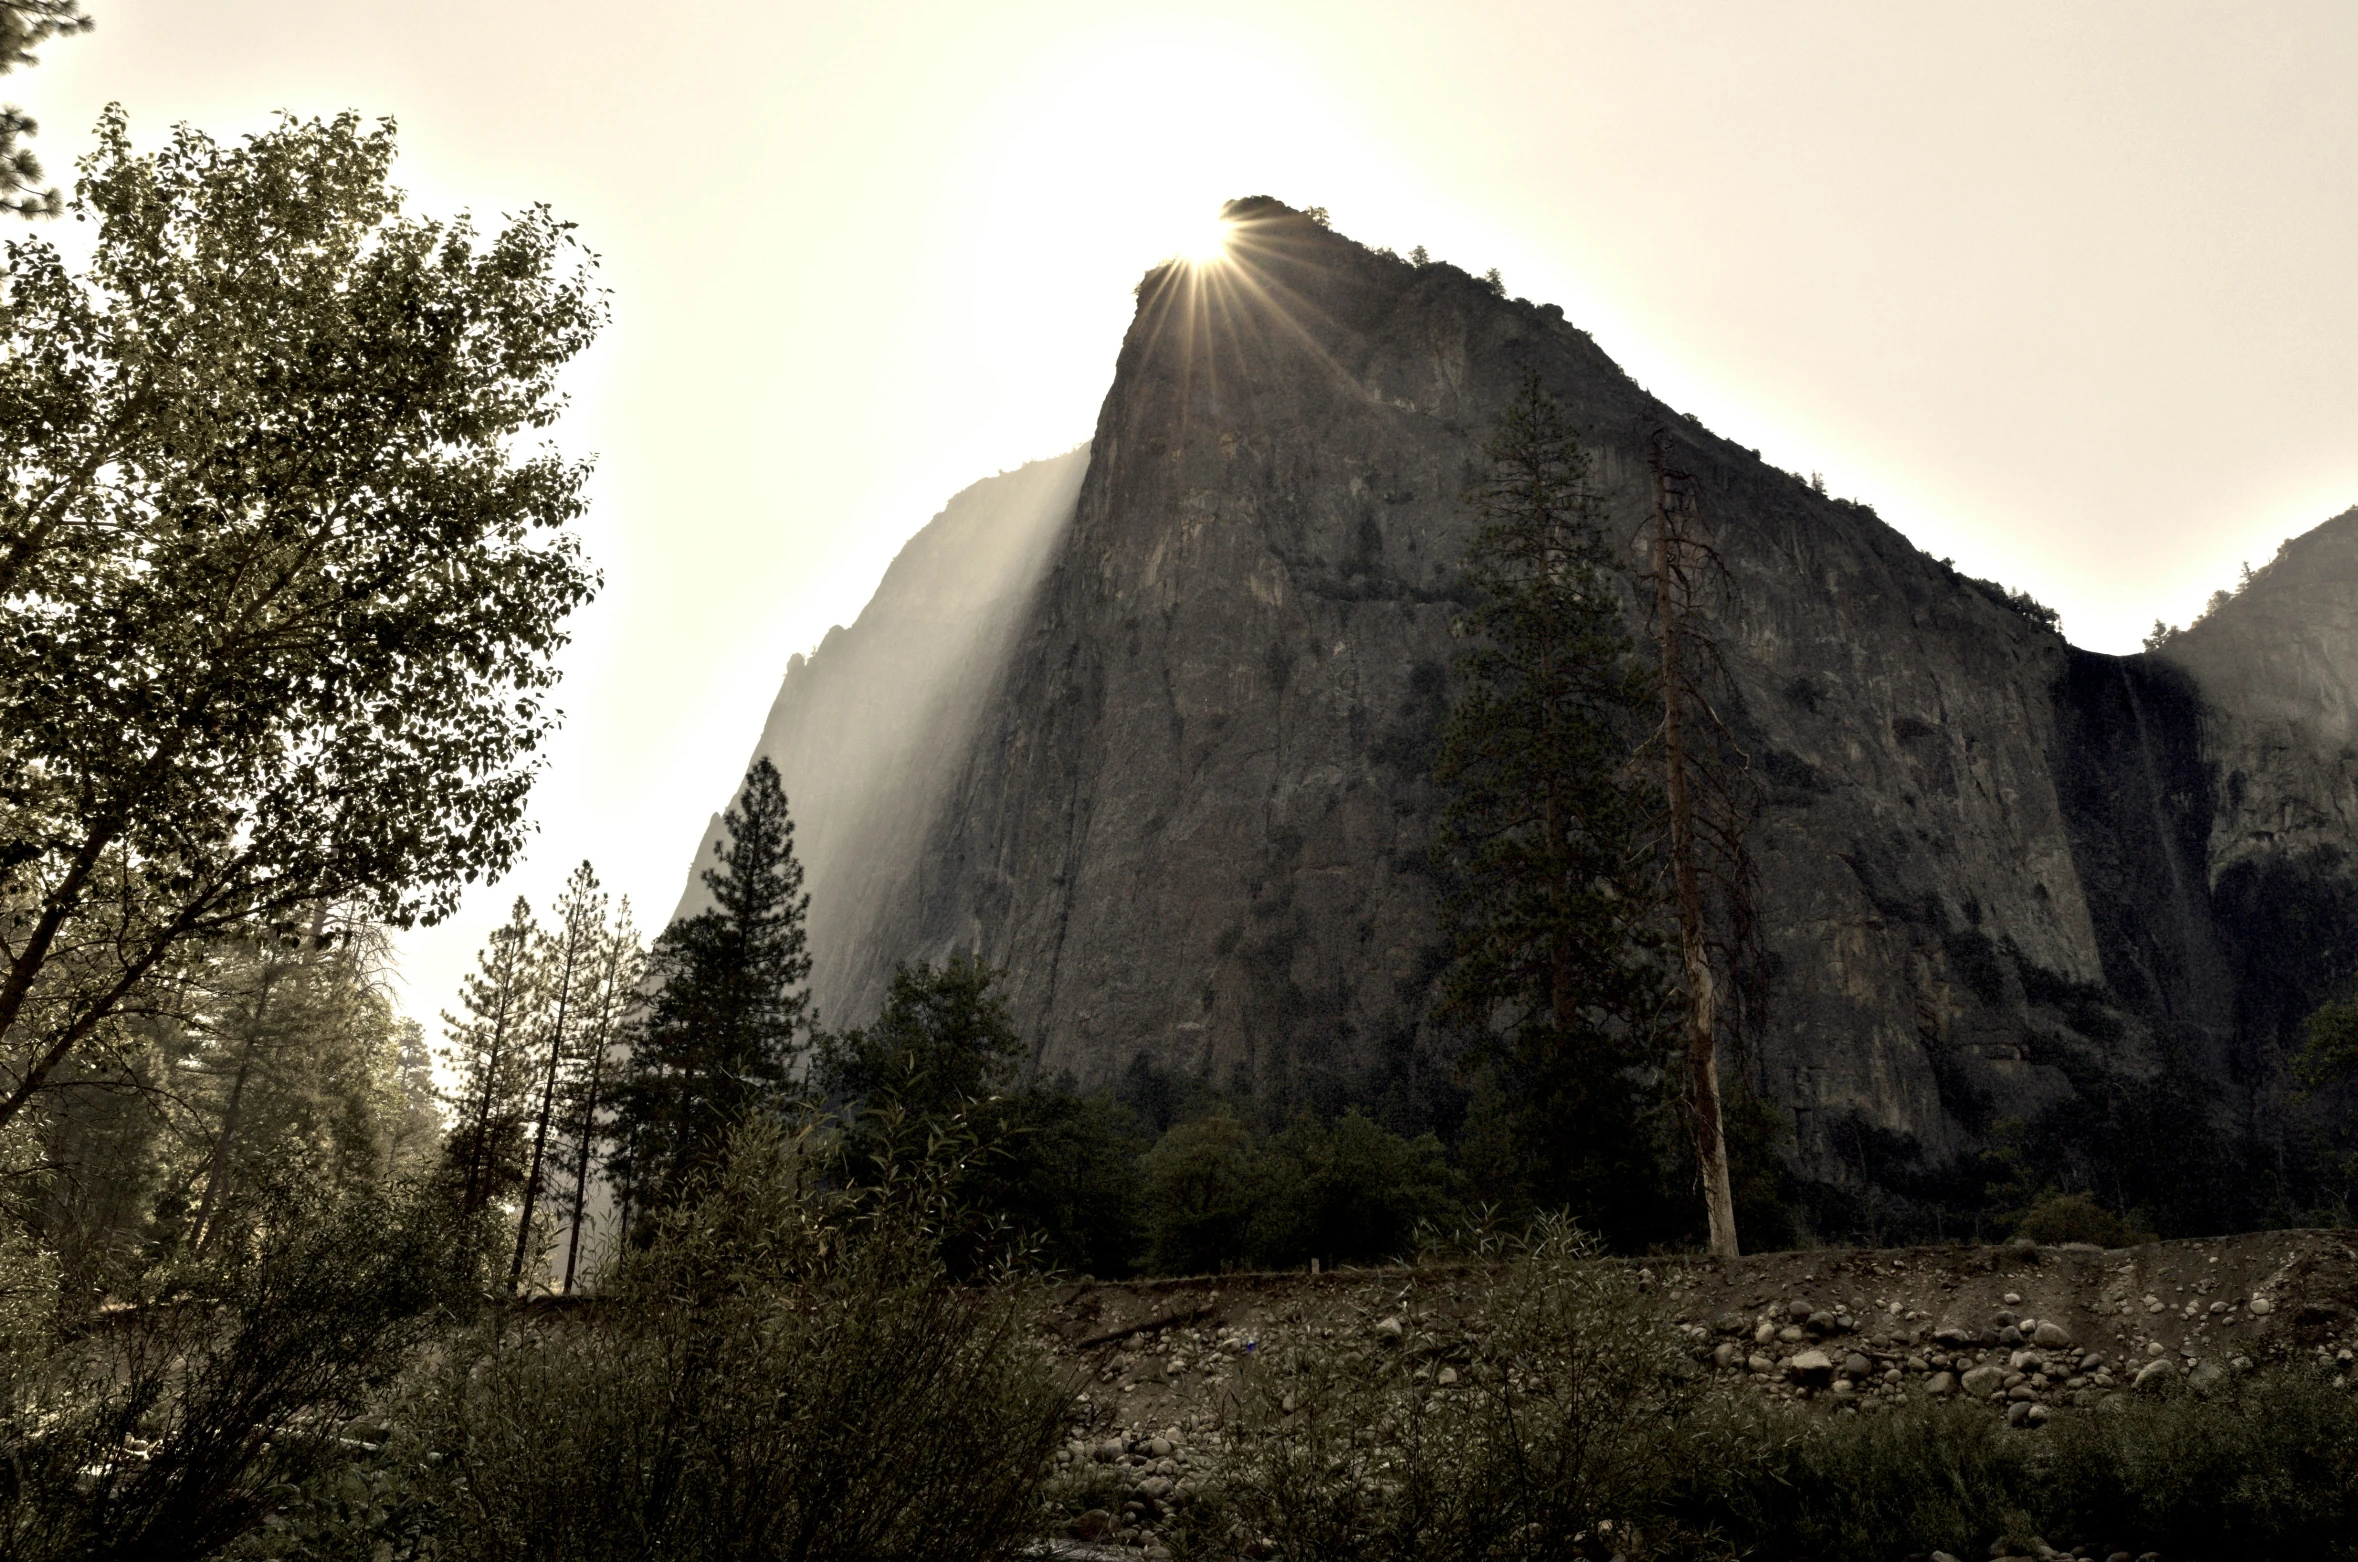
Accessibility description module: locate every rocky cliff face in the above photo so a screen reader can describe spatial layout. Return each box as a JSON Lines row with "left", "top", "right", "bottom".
{"left": 718, "top": 200, "right": 2358, "bottom": 1213}
{"left": 2150, "top": 518, "right": 2358, "bottom": 1069}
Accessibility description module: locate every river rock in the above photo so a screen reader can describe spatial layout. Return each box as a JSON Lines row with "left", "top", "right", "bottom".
{"left": 1790, "top": 1350, "right": 1835, "bottom": 1387}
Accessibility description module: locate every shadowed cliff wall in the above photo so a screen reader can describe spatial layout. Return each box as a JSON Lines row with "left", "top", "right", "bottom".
{"left": 702, "top": 204, "right": 2358, "bottom": 1214}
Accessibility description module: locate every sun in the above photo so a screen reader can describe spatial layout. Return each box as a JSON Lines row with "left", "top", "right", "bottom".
{"left": 1178, "top": 214, "right": 1234, "bottom": 266}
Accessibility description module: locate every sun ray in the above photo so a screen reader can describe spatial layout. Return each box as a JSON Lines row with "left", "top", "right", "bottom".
{"left": 1178, "top": 214, "right": 1235, "bottom": 267}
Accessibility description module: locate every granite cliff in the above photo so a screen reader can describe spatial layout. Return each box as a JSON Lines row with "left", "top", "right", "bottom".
{"left": 698, "top": 199, "right": 2358, "bottom": 1224}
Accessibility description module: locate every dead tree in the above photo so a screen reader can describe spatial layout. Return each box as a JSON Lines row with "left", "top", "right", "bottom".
{"left": 1645, "top": 428, "right": 1764, "bottom": 1259}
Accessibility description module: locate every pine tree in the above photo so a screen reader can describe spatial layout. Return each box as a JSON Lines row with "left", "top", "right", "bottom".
{"left": 1431, "top": 373, "right": 1671, "bottom": 1246}
{"left": 558, "top": 898, "right": 642, "bottom": 1294}
{"left": 439, "top": 899, "right": 542, "bottom": 1222}
{"left": 510, "top": 862, "right": 605, "bottom": 1294}
{"left": 613, "top": 759, "right": 811, "bottom": 1216}
{"left": 169, "top": 904, "right": 414, "bottom": 1255}
{"left": 0, "top": 3, "right": 90, "bottom": 217}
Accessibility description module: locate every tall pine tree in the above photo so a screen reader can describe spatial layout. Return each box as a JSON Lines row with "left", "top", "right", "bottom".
{"left": 557, "top": 898, "right": 642, "bottom": 1294}
{"left": 614, "top": 759, "right": 811, "bottom": 1217}
{"left": 509, "top": 862, "right": 605, "bottom": 1293}
{"left": 1431, "top": 373, "right": 1672, "bottom": 1246}
{"left": 439, "top": 899, "right": 542, "bottom": 1223}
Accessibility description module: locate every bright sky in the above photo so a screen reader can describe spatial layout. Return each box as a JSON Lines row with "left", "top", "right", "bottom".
{"left": 18, "top": 1, "right": 2357, "bottom": 1026}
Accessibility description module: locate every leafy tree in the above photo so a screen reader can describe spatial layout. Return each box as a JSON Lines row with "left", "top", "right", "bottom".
{"left": 1430, "top": 372, "right": 1671, "bottom": 1249}
{"left": 1252, "top": 1109, "right": 1458, "bottom": 1268}
{"left": 0, "top": 2, "right": 90, "bottom": 218}
{"left": 0, "top": 110, "right": 603, "bottom": 1136}
{"left": 2295, "top": 996, "right": 2358, "bottom": 1091}
{"left": 967, "top": 1086, "right": 1144, "bottom": 1277}
{"left": 1137, "top": 1109, "right": 1259, "bottom": 1275}
{"left": 439, "top": 899, "right": 542, "bottom": 1223}
{"left": 819, "top": 958, "right": 1145, "bottom": 1277}
{"left": 613, "top": 759, "right": 811, "bottom": 1215}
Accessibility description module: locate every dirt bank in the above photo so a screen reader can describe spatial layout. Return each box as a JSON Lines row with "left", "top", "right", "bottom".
{"left": 1041, "top": 1228, "right": 2358, "bottom": 1435}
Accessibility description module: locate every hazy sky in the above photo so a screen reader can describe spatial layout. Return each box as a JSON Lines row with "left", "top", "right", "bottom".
{"left": 18, "top": 1, "right": 2356, "bottom": 1023}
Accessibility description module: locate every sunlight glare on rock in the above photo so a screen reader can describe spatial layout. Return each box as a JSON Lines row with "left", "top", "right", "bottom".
{"left": 1180, "top": 213, "right": 1234, "bottom": 266}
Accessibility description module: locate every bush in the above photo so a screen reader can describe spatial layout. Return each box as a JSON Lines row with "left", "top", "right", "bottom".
{"left": 1182, "top": 1220, "right": 1700, "bottom": 1561}
{"left": 1173, "top": 1249, "right": 2358, "bottom": 1562}
{"left": 1671, "top": 1397, "right": 2035, "bottom": 1559}
{"left": 408, "top": 1119, "right": 1071, "bottom": 1562}
{"left": 2013, "top": 1190, "right": 2145, "bottom": 1247}
{"left": 2041, "top": 1369, "right": 2358, "bottom": 1558}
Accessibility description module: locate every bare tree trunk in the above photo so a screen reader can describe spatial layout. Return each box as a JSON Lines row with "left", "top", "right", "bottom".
{"left": 191, "top": 968, "right": 273, "bottom": 1254}
{"left": 559, "top": 969, "right": 619, "bottom": 1294}
{"left": 509, "top": 937, "right": 578, "bottom": 1296}
{"left": 460, "top": 951, "right": 519, "bottom": 1220}
{"left": 509, "top": 901, "right": 594, "bottom": 1302}
{"left": 1653, "top": 442, "right": 1740, "bottom": 1260}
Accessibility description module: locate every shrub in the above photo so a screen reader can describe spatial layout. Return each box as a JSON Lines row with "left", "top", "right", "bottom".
{"left": 411, "top": 1119, "right": 1071, "bottom": 1562}
{"left": 1183, "top": 1220, "right": 1700, "bottom": 1561}
{"left": 2040, "top": 1369, "right": 2358, "bottom": 1559}
{"left": 1670, "top": 1397, "right": 2035, "bottom": 1559}
{"left": 2013, "top": 1190, "right": 2145, "bottom": 1247}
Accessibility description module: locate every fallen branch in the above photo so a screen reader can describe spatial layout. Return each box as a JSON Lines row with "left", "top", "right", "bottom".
{"left": 1075, "top": 1302, "right": 1218, "bottom": 1350}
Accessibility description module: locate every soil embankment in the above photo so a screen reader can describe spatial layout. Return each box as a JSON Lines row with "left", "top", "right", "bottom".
{"left": 1042, "top": 1229, "right": 2358, "bottom": 1435}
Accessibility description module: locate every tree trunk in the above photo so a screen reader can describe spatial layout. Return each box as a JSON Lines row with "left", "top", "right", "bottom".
{"left": 191, "top": 962, "right": 278, "bottom": 1255}
{"left": 461, "top": 955, "right": 519, "bottom": 1220}
{"left": 559, "top": 996, "right": 613, "bottom": 1294}
{"left": 509, "top": 934, "right": 580, "bottom": 1294}
{"left": 1653, "top": 443, "right": 1740, "bottom": 1260}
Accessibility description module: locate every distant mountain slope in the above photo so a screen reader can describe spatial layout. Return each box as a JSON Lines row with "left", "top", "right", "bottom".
{"left": 699, "top": 201, "right": 2358, "bottom": 1223}
{"left": 673, "top": 448, "right": 1088, "bottom": 1026}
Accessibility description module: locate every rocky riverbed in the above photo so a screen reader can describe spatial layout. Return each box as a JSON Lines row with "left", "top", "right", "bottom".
{"left": 1033, "top": 1229, "right": 2358, "bottom": 1557}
